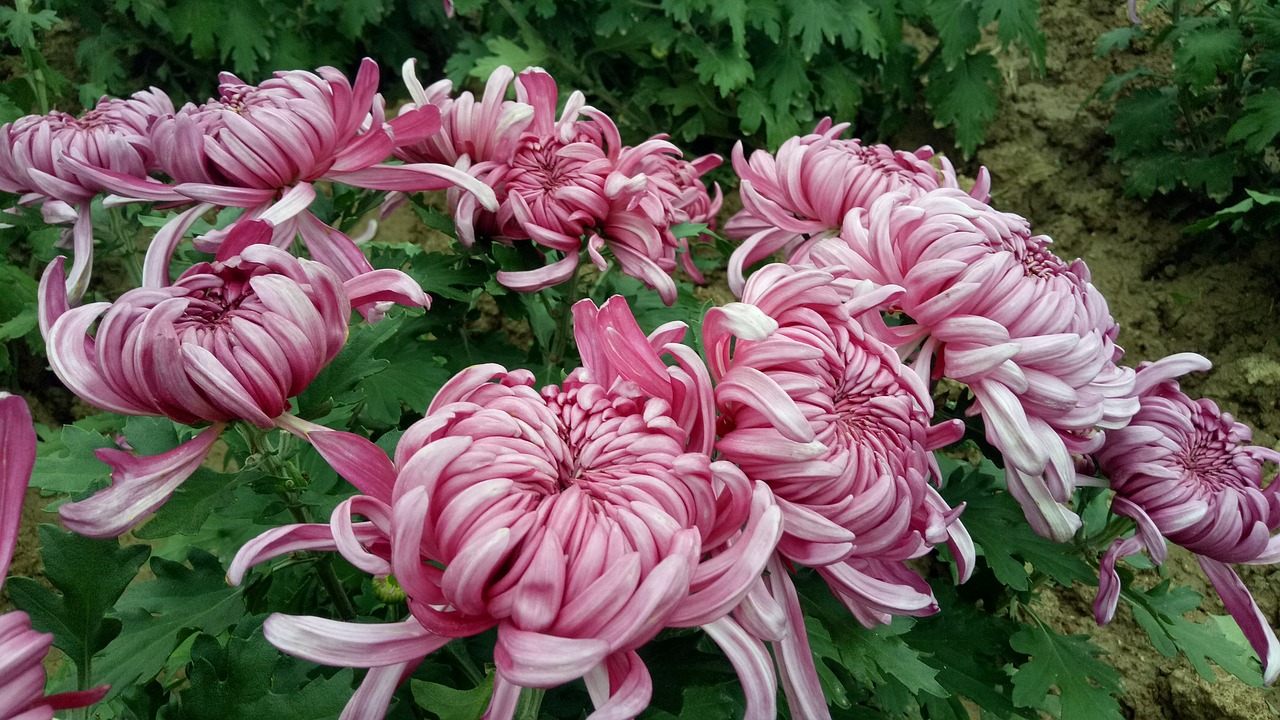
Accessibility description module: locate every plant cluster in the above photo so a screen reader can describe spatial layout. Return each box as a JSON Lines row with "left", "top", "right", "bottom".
{"left": 1097, "top": 0, "right": 1280, "bottom": 240}
{"left": 0, "top": 47, "right": 1277, "bottom": 720}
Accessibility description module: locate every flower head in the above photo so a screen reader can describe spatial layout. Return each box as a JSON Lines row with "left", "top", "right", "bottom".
{"left": 229, "top": 296, "right": 783, "bottom": 719}
{"left": 1093, "top": 353, "right": 1280, "bottom": 684}
{"left": 724, "top": 120, "right": 990, "bottom": 295}
{"left": 0, "top": 88, "right": 173, "bottom": 301}
{"left": 799, "top": 190, "right": 1136, "bottom": 540}
{"left": 39, "top": 221, "right": 428, "bottom": 537}
{"left": 396, "top": 61, "right": 534, "bottom": 166}
{"left": 0, "top": 393, "right": 110, "bottom": 718}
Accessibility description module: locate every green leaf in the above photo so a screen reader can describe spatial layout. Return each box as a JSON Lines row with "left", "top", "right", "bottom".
{"left": 927, "top": 0, "right": 981, "bottom": 67}
{"left": 936, "top": 457, "right": 1093, "bottom": 592}
{"left": 172, "top": 618, "right": 355, "bottom": 720}
{"left": 96, "top": 548, "right": 246, "bottom": 696}
{"left": 410, "top": 675, "right": 494, "bottom": 720}
{"left": 1226, "top": 88, "right": 1280, "bottom": 154}
{"left": 979, "top": 0, "right": 1045, "bottom": 70}
{"left": 470, "top": 36, "right": 549, "bottom": 81}
{"left": 167, "top": 0, "right": 222, "bottom": 57}
{"left": 132, "top": 467, "right": 250, "bottom": 539}
{"left": 0, "top": 3, "right": 60, "bottom": 48}
{"left": 1010, "top": 624, "right": 1124, "bottom": 720}
{"left": 1095, "top": 27, "right": 1140, "bottom": 56}
{"left": 693, "top": 42, "right": 753, "bottom": 96}
{"left": 31, "top": 421, "right": 116, "bottom": 494}
{"left": 1123, "top": 581, "right": 1265, "bottom": 686}
{"left": 1108, "top": 87, "right": 1178, "bottom": 155}
{"left": 358, "top": 351, "right": 452, "bottom": 426}
{"left": 924, "top": 50, "right": 1000, "bottom": 157}
{"left": 1173, "top": 23, "right": 1244, "bottom": 89}
{"left": 646, "top": 685, "right": 739, "bottom": 720}
{"left": 6, "top": 526, "right": 149, "bottom": 675}
{"left": 297, "top": 312, "right": 411, "bottom": 417}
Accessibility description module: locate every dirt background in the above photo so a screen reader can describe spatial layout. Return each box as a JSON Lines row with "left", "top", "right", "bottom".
{"left": 970, "top": 1, "right": 1280, "bottom": 718}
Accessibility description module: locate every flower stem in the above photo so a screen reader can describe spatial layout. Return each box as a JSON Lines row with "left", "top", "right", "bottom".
{"left": 448, "top": 640, "right": 486, "bottom": 687}
{"left": 544, "top": 260, "right": 581, "bottom": 379}
{"left": 514, "top": 687, "right": 546, "bottom": 720}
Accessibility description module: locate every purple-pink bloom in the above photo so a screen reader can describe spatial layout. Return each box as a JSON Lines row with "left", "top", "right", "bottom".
{"left": 0, "top": 88, "right": 173, "bottom": 301}
{"left": 703, "top": 263, "right": 972, "bottom": 718}
{"left": 724, "top": 119, "right": 990, "bottom": 296}
{"left": 396, "top": 61, "right": 534, "bottom": 167}
{"left": 0, "top": 393, "right": 110, "bottom": 718}
{"left": 1093, "top": 353, "right": 1280, "bottom": 684}
{"left": 230, "top": 296, "right": 784, "bottom": 719}
{"left": 798, "top": 190, "right": 1137, "bottom": 540}
{"left": 39, "top": 222, "right": 428, "bottom": 537}
{"left": 65, "top": 59, "right": 496, "bottom": 285}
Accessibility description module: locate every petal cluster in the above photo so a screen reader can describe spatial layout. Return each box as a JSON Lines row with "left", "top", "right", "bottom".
{"left": 230, "top": 296, "right": 783, "bottom": 719}
{"left": 1093, "top": 354, "right": 1280, "bottom": 684}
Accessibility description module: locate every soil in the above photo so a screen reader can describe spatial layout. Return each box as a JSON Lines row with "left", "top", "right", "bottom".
{"left": 970, "top": 1, "right": 1280, "bottom": 718}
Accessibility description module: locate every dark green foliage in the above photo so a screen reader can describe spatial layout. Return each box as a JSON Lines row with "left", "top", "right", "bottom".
{"left": 1099, "top": 1, "right": 1280, "bottom": 243}
{"left": 1009, "top": 623, "right": 1125, "bottom": 720}
{"left": 1124, "top": 581, "right": 1266, "bottom": 685}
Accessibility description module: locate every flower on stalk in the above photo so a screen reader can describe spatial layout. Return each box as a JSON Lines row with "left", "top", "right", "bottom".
{"left": 1093, "top": 353, "right": 1280, "bottom": 685}
{"left": 797, "top": 189, "right": 1137, "bottom": 541}
{"left": 63, "top": 59, "right": 497, "bottom": 286}
{"left": 0, "top": 88, "right": 173, "bottom": 302}
{"left": 703, "top": 263, "right": 972, "bottom": 719}
{"left": 38, "top": 221, "right": 428, "bottom": 538}
{"left": 229, "top": 296, "right": 784, "bottom": 719}
{"left": 396, "top": 61, "right": 534, "bottom": 167}
{"left": 434, "top": 66, "right": 719, "bottom": 305}
{"left": 0, "top": 392, "right": 110, "bottom": 718}
{"left": 724, "top": 119, "right": 990, "bottom": 296}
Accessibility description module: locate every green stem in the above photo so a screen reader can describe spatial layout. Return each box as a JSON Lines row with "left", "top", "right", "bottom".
{"left": 284, "top": 500, "right": 358, "bottom": 621}
{"left": 449, "top": 640, "right": 486, "bottom": 687}
{"left": 514, "top": 687, "right": 546, "bottom": 720}
{"left": 543, "top": 260, "right": 581, "bottom": 379}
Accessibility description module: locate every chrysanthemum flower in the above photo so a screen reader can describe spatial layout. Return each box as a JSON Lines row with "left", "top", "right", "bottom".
{"left": 64, "top": 59, "right": 497, "bottom": 285}
{"left": 229, "top": 296, "right": 783, "bottom": 720}
{"left": 0, "top": 393, "right": 110, "bottom": 718}
{"left": 1093, "top": 353, "right": 1280, "bottom": 685}
{"left": 798, "top": 190, "right": 1136, "bottom": 540}
{"left": 0, "top": 88, "right": 173, "bottom": 301}
{"left": 724, "top": 119, "right": 990, "bottom": 296}
{"left": 434, "top": 67, "right": 717, "bottom": 304}
{"left": 38, "top": 222, "right": 428, "bottom": 537}
{"left": 703, "top": 263, "right": 972, "bottom": 718}
{"left": 396, "top": 61, "right": 534, "bottom": 166}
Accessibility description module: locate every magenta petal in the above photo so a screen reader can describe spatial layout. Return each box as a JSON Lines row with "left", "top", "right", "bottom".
{"left": 702, "top": 617, "right": 778, "bottom": 720}
{"left": 494, "top": 623, "right": 610, "bottom": 688}
{"left": 37, "top": 257, "right": 70, "bottom": 340}
{"left": 143, "top": 202, "right": 216, "bottom": 288}
{"left": 1093, "top": 535, "right": 1144, "bottom": 626}
{"left": 307, "top": 429, "right": 398, "bottom": 503}
{"left": 1197, "top": 556, "right": 1280, "bottom": 685}
{"left": 340, "top": 662, "right": 413, "bottom": 720}
{"left": 343, "top": 269, "right": 429, "bottom": 309}
{"left": 766, "top": 559, "right": 832, "bottom": 720}
{"left": 227, "top": 521, "right": 382, "bottom": 585}
{"left": 59, "top": 424, "right": 223, "bottom": 538}
{"left": 264, "top": 614, "right": 450, "bottom": 668}
{"left": 0, "top": 394, "right": 36, "bottom": 583}
{"left": 64, "top": 204, "right": 94, "bottom": 303}
{"left": 496, "top": 254, "right": 579, "bottom": 294}
{"left": 583, "top": 651, "right": 652, "bottom": 720}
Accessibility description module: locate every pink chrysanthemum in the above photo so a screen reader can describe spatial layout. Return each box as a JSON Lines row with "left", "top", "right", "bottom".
{"left": 1, "top": 393, "right": 110, "bottom": 719}
{"left": 798, "top": 189, "right": 1137, "bottom": 540}
{"left": 229, "top": 296, "right": 784, "bottom": 720}
{"left": 1093, "top": 353, "right": 1280, "bottom": 685}
{"left": 65, "top": 59, "right": 496, "bottom": 285}
{"left": 703, "top": 263, "right": 972, "bottom": 719}
{"left": 0, "top": 88, "right": 173, "bottom": 301}
{"left": 724, "top": 119, "right": 990, "bottom": 296}
{"left": 396, "top": 61, "right": 534, "bottom": 166}
{"left": 38, "top": 222, "right": 428, "bottom": 537}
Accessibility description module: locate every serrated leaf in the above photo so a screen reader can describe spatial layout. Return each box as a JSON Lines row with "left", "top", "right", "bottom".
{"left": 470, "top": 37, "right": 549, "bottom": 81}
{"left": 359, "top": 353, "right": 452, "bottom": 425}
{"left": 693, "top": 42, "right": 753, "bottom": 96}
{"left": 1010, "top": 624, "right": 1124, "bottom": 720}
{"left": 167, "top": 0, "right": 222, "bottom": 57}
{"left": 7, "top": 526, "right": 149, "bottom": 675}
{"left": 1123, "top": 581, "right": 1265, "bottom": 686}
{"left": 936, "top": 458, "right": 1093, "bottom": 591}
{"left": 0, "top": 4, "right": 60, "bottom": 48}
{"left": 1095, "top": 27, "right": 1140, "bottom": 56}
{"left": 1108, "top": 87, "right": 1178, "bottom": 155}
{"left": 1173, "top": 23, "right": 1243, "bottom": 89}
{"left": 927, "top": 0, "right": 981, "bottom": 67}
{"left": 172, "top": 618, "right": 354, "bottom": 720}
{"left": 31, "top": 421, "right": 115, "bottom": 494}
{"left": 924, "top": 50, "right": 1000, "bottom": 157}
{"left": 96, "top": 548, "right": 246, "bottom": 696}
{"left": 410, "top": 675, "right": 494, "bottom": 720}
{"left": 1227, "top": 88, "right": 1280, "bottom": 154}
{"left": 979, "top": 0, "right": 1045, "bottom": 70}
{"left": 132, "top": 468, "right": 250, "bottom": 539}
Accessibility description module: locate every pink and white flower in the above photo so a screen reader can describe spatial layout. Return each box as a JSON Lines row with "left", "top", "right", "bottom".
{"left": 799, "top": 190, "right": 1137, "bottom": 540}
{"left": 703, "top": 263, "right": 972, "bottom": 718}
{"left": 724, "top": 119, "right": 990, "bottom": 295}
{"left": 1093, "top": 353, "right": 1280, "bottom": 685}
{"left": 0, "top": 88, "right": 173, "bottom": 301}
{"left": 0, "top": 393, "right": 109, "bottom": 718}
{"left": 64, "top": 59, "right": 497, "bottom": 285}
{"left": 230, "top": 296, "right": 784, "bottom": 719}
{"left": 39, "top": 221, "right": 428, "bottom": 537}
